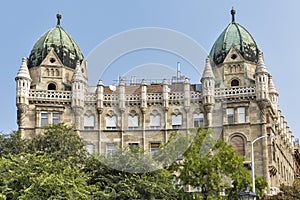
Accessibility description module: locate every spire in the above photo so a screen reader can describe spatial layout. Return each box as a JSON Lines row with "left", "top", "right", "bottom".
{"left": 201, "top": 57, "right": 215, "bottom": 80}
{"left": 231, "top": 7, "right": 236, "bottom": 23}
{"left": 72, "top": 60, "right": 84, "bottom": 82}
{"left": 255, "top": 52, "right": 268, "bottom": 74}
{"left": 56, "top": 12, "right": 62, "bottom": 26}
{"left": 16, "top": 57, "right": 31, "bottom": 80}
{"left": 269, "top": 75, "right": 278, "bottom": 94}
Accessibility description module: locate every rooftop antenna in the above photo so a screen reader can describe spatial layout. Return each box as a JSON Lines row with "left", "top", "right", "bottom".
{"left": 177, "top": 62, "right": 181, "bottom": 80}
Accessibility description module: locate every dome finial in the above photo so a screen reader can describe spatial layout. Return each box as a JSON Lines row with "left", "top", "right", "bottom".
{"left": 231, "top": 7, "right": 236, "bottom": 23}
{"left": 56, "top": 12, "right": 62, "bottom": 26}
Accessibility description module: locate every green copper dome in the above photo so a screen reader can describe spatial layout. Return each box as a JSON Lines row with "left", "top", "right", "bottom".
{"left": 209, "top": 9, "right": 259, "bottom": 65}
{"left": 28, "top": 13, "right": 83, "bottom": 69}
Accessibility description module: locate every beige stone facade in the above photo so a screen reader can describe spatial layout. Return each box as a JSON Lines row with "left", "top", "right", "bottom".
{"left": 15, "top": 11, "right": 298, "bottom": 193}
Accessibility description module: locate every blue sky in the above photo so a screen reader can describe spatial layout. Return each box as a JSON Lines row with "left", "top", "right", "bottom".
{"left": 1, "top": 1, "right": 300, "bottom": 138}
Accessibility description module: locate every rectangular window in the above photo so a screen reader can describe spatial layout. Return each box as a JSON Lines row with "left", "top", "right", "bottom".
{"left": 41, "top": 112, "right": 48, "bottom": 127}
{"left": 106, "top": 143, "right": 116, "bottom": 157}
{"left": 128, "top": 143, "right": 139, "bottom": 151}
{"left": 84, "top": 115, "right": 95, "bottom": 130}
{"left": 226, "top": 108, "right": 234, "bottom": 124}
{"left": 172, "top": 114, "right": 182, "bottom": 129}
{"left": 150, "top": 115, "right": 161, "bottom": 129}
{"left": 237, "top": 107, "right": 246, "bottom": 123}
{"left": 106, "top": 115, "right": 117, "bottom": 130}
{"left": 150, "top": 143, "right": 160, "bottom": 158}
{"left": 85, "top": 144, "right": 94, "bottom": 154}
{"left": 52, "top": 112, "right": 60, "bottom": 124}
{"left": 193, "top": 113, "right": 204, "bottom": 127}
{"left": 128, "top": 115, "right": 139, "bottom": 130}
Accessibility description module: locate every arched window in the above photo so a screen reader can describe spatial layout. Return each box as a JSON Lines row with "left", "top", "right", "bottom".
{"left": 48, "top": 83, "right": 56, "bottom": 90}
{"left": 230, "top": 135, "right": 245, "bottom": 156}
{"left": 84, "top": 115, "right": 95, "bottom": 130}
{"left": 231, "top": 79, "right": 239, "bottom": 87}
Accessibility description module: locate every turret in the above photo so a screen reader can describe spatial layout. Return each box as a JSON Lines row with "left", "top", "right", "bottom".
{"left": 119, "top": 78, "right": 125, "bottom": 112}
{"left": 162, "top": 79, "right": 169, "bottom": 110}
{"left": 96, "top": 80, "right": 104, "bottom": 113}
{"left": 268, "top": 75, "right": 278, "bottom": 110}
{"left": 201, "top": 57, "right": 215, "bottom": 127}
{"left": 140, "top": 79, "right": 147, "bottom": 113}
{"left": 15, "top": 57, "right": 32, "bottom": 131}
{"left": 255, "top": 52, "right": 269, "bottom": 101}
{"left": 71, "top": 61, "right": 86, "bottom": 129}
{"left": 184, "top": 78, "right": 190, "bottom": 109}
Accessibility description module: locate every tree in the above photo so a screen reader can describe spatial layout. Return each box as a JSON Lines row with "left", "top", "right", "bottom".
{"left": 27, "top": 123, "right": 87, "bottom": 163}
{"left": 168, "top": 127, "right": 267, "bottom": 199}
{"left": 0, "top": 131, "right": 26, "bottom": 157}
{"left": 83, "top": 152, "right": 178, "bottom": 199}
{"left": 268, "top": 178, "right": 300, "bottom": 199}
{"left": 0, "top": 153, "right": 93, "bottom": 199}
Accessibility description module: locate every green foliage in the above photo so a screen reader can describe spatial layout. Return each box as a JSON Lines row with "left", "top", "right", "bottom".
{"left": 84, "top": 153, "right": 178, "bottom": 199}
{"left": 0, "top": 131, "right": 26, "bottom": 156}
{"left": 27, "top": 123, "right": 87, "bottom": 163}
{"left": 269, "top": 178, "right": 300, "bottom": 199}
{"left": 169, "top": 127, "right": 267, "bottom": 199}
{"left": 0, "top": 153, "right": 93, "bottom": 199}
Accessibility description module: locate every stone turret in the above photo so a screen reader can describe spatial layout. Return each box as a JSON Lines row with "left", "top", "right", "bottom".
{"left": 255, "top": 52, "right": 269, "bottom": 122}
{"left": 96, "top": 80, "right": 104, "bottom": 114}
{"left": 119, "top": 78, "right": 126, "bottom": 112}
{"left": 184, "top": 78, "right": 190, "bottom": 109}
{"left": 268, "top": 75, "right": 278, "bottom": 110}
{"left": 162, "top": 79, "right": 169, "bottom": 110}
{"left": 255, "top": 52, "right": 269, "bottom": 101}
{"left": 140, "top": 79, "right": 147, "bottom": 113}
{"left": 71, "top": 61, "right": 86, "bottom": 129}
{"left": 15, "top": 57, "right": 32, "bottom": 133}
{"left": 201, "top": 57, "right": 215, "bottom": 127}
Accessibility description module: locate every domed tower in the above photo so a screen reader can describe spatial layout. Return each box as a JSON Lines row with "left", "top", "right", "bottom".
{"left": 209, "top": 8, "right": 259, "bottom": 88}
{"left": 27, "top": 13, "right": 86, "bottom": 91}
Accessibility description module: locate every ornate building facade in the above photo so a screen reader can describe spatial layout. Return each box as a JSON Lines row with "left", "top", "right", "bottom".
{"left": 15, "top": 10, "right": 297, "bottom": 192}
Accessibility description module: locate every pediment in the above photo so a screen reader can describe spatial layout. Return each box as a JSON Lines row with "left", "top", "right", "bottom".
{"left": 40, "top": 48, "right": 64, "bottom": 67}
{"left": 223, "top": 45, "right": 244, "bottom": 63}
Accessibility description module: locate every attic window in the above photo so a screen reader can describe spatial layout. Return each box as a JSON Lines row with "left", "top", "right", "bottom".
{"left": 50, "top": 58, "right": 56, "bottom": 63}
{"left": 231, "top": 54, "right": 237, "bottom": 60}
{"left": 231, "top": 79, "right": 239, "bottom": 87}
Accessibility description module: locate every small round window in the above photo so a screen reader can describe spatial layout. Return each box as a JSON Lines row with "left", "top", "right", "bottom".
{"left": 231, "top": 54, "right": 237, "bottom": 60}
{"left": 50, "top": 57, "right": 56, "bottom": 63}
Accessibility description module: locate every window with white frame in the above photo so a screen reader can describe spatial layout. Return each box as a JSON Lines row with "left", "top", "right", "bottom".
{"left": 41, "top": 111, "right": 61, "bottom": 127}
{"left": 128, "top": 115, "right": 138, "bottom": 130}
{"left": 106, "top": 115, "right": 117, "bottom": 130}
{"left": 106, "top": 143, "right": 116, "bottom": 157}
{"left": 226, "top": 108, "right": 234, "bottom": 124}
{"left": 237, "top": 107, "right": 246, "bottom": 123}
{"left": 193, "top": 113, "right": 204, "bottom": 127}
{"left": 84, "top": 115, "right": 95, "bottom": 130}
{"left": 52, "top": 112, "right": 60, "bottom": 124}
{"left": 172, "top": 114, "right": 182, "bottom": 129}
{"left": 150, "top": 114, "right": 160, "bottom": 129}
{"left": 41, "top": 112, "right": 48, "bottom": 127}
{"left": 150, "top": 142, "right": 160, "bottom": 158}
{"left": 85, "top": 144, "right": 94, "bottom": 154}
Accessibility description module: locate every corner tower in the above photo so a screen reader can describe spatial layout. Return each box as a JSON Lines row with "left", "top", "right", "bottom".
{"left": 209, "top": 8, "right": 259, "bottom": 88}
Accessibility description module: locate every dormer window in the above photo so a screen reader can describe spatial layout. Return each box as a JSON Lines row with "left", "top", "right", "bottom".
{"left": 231, "top": 79, "right": 239, "bottom": 87}
{"left": 48, "top": 83, "right": 56, "bottom": 90}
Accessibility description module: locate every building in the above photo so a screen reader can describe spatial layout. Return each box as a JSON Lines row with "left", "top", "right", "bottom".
{"left": 15, "top": 9, "right": 297, "bottom": 191}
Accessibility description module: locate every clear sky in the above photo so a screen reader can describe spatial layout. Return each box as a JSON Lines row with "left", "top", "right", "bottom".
{"left": 1, "top": 1, "right": 300, "bottom": 138}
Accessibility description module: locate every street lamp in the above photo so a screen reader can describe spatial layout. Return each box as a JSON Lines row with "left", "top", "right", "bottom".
{"left": 251, "top": 133, "right": 274, "bottom": 195}
{"left": 238, "top": 182, "right": 256, "bottom": 200}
